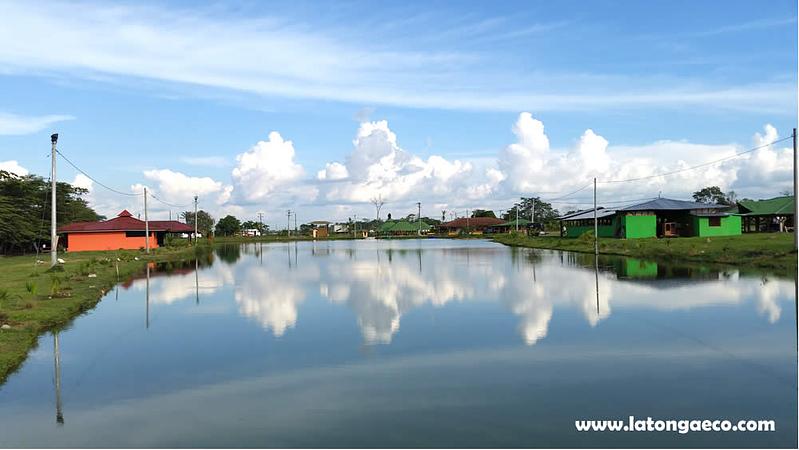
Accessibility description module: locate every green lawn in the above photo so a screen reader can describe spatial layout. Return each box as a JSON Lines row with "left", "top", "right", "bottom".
{"left": 493, "top": 232, "right": 796, "bottom": 276}
{"left": 0, "top": 245, "right": 206, "bottom": 384}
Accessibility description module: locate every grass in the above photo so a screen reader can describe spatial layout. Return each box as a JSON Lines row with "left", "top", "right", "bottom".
{"left": 493, "top": 232, "right": 796, "bottom": 276}
{"left": 0, "top": 244, "right": 208, "bottom": 384}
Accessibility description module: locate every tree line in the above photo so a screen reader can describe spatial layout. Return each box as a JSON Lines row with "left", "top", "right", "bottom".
{"left": 0, "top": 170, "right": 102, "bottom": 255}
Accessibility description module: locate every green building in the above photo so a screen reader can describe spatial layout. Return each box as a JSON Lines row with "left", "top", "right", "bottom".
{"left": 560, "top": 198, "right": 741, "bottom": 239}
{"left": 736, "top": 196, "right": 794, "bottom": 232}
{"left": 379, "top": 220, "right": 431, "bottom": 236}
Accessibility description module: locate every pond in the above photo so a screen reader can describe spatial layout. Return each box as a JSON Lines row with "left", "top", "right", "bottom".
{"left": 0, "top": 239, "right": 795, "bottom": 447}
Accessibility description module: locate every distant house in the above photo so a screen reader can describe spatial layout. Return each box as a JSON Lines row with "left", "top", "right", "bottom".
{"left": 736, "top": 196, "right": 795, "bottom": 232}
{"left": 494, "top": 218, "right": 533, "bottom": 233}
{"left": 58, "top": 210, "right": 193, "bottom": 251}
{"left": 559, "top": 198, "right": 741, "bottom": 238}
{"left": 309, "top": 220, "right": 331, "bottom": 238}
{"left": 242, "top": 228, "right": 261, "bottom": 237}
{"left": 438, "top": 217, "right": 505, "bottom": 235}
{"left": 379, "top": 220, "right": 431, "bottom": 236}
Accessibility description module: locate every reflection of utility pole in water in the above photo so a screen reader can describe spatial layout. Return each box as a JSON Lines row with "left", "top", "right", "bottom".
{"left": 53, "top": 332, "right": 64, "bottom": 425}
{"left": 294, "top": 240, "right": 298, "bottom": 268}
{"left": 259, "top": 242, "right": 263, "bottom": 265}
{"left": 145, "top": 264, "right": 150, "bottom": 329}
{"left": 195, "top": 258, "right": 199, "bottom": 305}
{"left": 287, "top": 243, "right": 292, "bottom": 269}
{"left": 594, "top": 253, "right": 600, "bottom": 316}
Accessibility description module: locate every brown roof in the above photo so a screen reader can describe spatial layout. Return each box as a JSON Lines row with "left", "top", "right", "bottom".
{"left": 439, "top": 217, "right": 505, "bottom": 228}
{"left": 150, "top": 220, "right": 194, "bottom": 232}
{"left": 58, "top": 211, "right": 192, "bottom": 233}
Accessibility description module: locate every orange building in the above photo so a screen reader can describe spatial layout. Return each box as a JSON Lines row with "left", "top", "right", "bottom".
{"left": 58, "top": 210, "right": 194, "bottom": 252}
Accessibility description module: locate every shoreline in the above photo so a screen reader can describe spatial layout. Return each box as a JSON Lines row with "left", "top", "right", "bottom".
{"left": 0, "top": 245, "right": 210, "bottom": 384}
{"left": 491, "top": 232, "right": 796, "bottom": 277}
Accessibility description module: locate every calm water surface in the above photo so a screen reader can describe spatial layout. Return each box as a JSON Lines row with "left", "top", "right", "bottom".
{"left": 0, "top": 239, "right": 796, "bottom": 447}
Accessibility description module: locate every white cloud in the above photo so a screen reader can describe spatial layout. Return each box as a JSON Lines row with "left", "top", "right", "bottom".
{"left": 0, "top": 2, "right": 791, "bottom": 113}
{"left": 0, "top": 160, "right": 29, "bottom": 175}
{"left": 322, "top": 120, "right": 476, "bottom": 206}
{"left": 496, "top": 113, "right": 793, "bottom": 208}
{"left": 140, "top": 168, "right": 233, "bottom": 206}
{"left": 0, "top": 112, "right": 73, "bottom": 136}
{"left": 231, "top": 131, "right": 311, "bottom": 204}
{"left": 317, "top": 162, "right": 348, "bottom": 181}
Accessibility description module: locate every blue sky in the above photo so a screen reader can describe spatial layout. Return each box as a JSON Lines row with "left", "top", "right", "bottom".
{"left": 0, "top": 0, "right": 796, "bottom": 227}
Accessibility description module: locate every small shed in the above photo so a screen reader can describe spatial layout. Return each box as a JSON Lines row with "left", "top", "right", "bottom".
{"left": 736, "top": 196, "right": 795, "bottom": 232}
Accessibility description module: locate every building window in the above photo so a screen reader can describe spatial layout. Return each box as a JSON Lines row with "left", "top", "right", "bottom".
{"left": 708, "top": 217, "right": 721, "bottom": 227}
{"left": 125, "top": 231, "right": 147, "bottom": 237}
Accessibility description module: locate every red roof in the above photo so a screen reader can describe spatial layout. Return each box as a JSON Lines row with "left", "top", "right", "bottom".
{"left": 439, "top": 217, "right": 505, "bottom": 228}
{"left": 150, "top": 220, "right": 194, "bottom": 233}
{"left": 58, "top": 211, "right": 192, "bottom": 233}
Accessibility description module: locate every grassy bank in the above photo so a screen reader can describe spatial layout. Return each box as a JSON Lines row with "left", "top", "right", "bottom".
{"left": 493, "top": 232, "right": 796, "bottom": 276}
{"left": 0, "top": 245, "right": 207, "bottom": 384}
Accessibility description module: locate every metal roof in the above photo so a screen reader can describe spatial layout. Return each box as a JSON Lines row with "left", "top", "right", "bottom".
{"left": 618, "top": 198, "right": 728, "bottom": 211}
{"left": 737, "top": 196, "right": 794, "bottom": 216}
{"left": 557, "top": 207, "right": 605, "bottom": 220}
{"left": 561, "top": 209, "right": 617, "bottom": 221}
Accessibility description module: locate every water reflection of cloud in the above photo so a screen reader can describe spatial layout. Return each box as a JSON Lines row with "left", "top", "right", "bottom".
{"left": 234, "top": 266, "right": 307, "bottom": 337}
{"left": 129, "top": 263, "right": 235, "bottom": 305}
{"left": 320, "top": 251, "right": 492, "bottom": 344}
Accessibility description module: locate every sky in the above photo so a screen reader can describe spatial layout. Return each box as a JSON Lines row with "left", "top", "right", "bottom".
{"left": 0, "top": 0, "right": 796, "bottom": 229}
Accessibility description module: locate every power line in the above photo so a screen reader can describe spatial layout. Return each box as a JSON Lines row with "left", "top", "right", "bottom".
{"left": 56, "top": 149, "right": 140, "bottom": 197}
{"left": 148, "top": 191, "right": 192, "bottom": 208}
{"left": 540, "top": 182, "right": 593, "bottom": 201}
{"left": 598, "top": 136, "right": 792, "bottom": 184}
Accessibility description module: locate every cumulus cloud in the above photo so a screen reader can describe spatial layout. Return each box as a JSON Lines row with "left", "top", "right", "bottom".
{"left": 0, "top": 160, "right": 29, "bottom": 175}
{"left": 317, "top": 162, "right": 348, "bottom": 181}
{"left": 0, "top": 112, "right": 73, "bottom": 135}
{"left": 321, "top": 120, "right": 476, "bottom": 207}
{"left": 232, "top": 131, "right": 312, "bottom": 205}
{"left": 496, "top": 113, "right": 793, "bottom": 207}
{"left": 143, "top": 169, "right": 232, "bottom": 205}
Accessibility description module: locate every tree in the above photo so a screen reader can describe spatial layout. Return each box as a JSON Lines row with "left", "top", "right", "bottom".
{"left": 370, "top": 195, "right": 385, "bottom": 220}
{"left": 215, "top": 215, "right": 241, "bottom": 236}
{"left": 503, "top": 197, "right": 560, "bottom": 228}
{"left": 181, "top": 210, "right": 214, "bottom": 236}
{"left": 471, "top": 209, "right": 496, "bottom": 218}
{"left": 241, "top": 220, "right": 268, "bottom": 234}
{"left": 0, "top": 170, "right": 102, "bottom": 254}
{"left": 692, "top": 186, "right": 735, "bottom": 206}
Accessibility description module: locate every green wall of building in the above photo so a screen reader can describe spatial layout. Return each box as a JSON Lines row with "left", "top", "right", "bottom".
{"left": 621, "top": 215, "right": 656, "bottom": 239}
{"left": 564, "top": 224, "right": 615, "bottom": 238}
{"left": 693, "top": 215, "right": 741, "bottom": 237}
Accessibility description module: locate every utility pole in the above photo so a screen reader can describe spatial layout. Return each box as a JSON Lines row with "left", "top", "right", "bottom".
{"left": 793, "top": 128, "right": 797, "bottom": 251}
{"left": 287, "top": 210, "right": 291, "bottom": 237}
{"left": 144, "top": 187, "right": 150, "bottom": 254}
{"left": 193, "top": 195, "right": 198, "bottom": 245}
{"left": 257, "top": 212, "right": 264, "bottom": 236}
{"left": 515, "top": 204, "right": 519, "bottom": 232}
{"left": 50, "top": 134, "right": 58, "bottom": 267}
{"left": 593, "top": 177, "right": 598, "bottom": 256}
{"left": 294, "top": 210, "right": 298, "bottom": 234}
{"left": 417, "top": 202, "right": 421, "bottom": 235}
